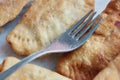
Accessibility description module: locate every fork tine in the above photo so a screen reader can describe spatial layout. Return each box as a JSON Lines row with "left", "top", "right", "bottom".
{"left": 77, "top": 17, "right": 102, "bottom": 46}
{"left": 71, "top": 12, "right": 96, "bottom": 38}
{"left": 68, "top": 9, "right": 93, "bottom": 34}
{"left": 75, "top": 14, "right": 100, "bottom": 40}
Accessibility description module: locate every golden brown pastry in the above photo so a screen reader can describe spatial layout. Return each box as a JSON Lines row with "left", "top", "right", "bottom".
{"left": 57, "top": 32, "right": 120, "bottom": 80}
{"left": 95, "top": 0, "right": 120, "bottom": 36}
{"left": 0, "top": 0, "right": 29, "bottom": 27}
{"left": 0, "top": 57, "right": 71, "bottom": 80}
{"left": 7, "top": 0, "right": 94, "bottom": 55}
{"left": 94, "top": 54, "right": 120, "bottom": 80}
{"left": 57, "top": 0, "right": 120, "bottom": 80}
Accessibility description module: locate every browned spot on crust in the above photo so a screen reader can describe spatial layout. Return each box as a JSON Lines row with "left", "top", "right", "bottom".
{"left": 57, "top": 32, "right": 120, "bottom": 80}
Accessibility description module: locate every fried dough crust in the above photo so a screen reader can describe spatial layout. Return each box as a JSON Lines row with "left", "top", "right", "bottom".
{"left": 7, "top": 0, "right": 93, "bottom": 55}
{"left": 95, "top": 0, "right": 120, "bottom": 36}
{"left": 94, "top": 54, "right": 120, "bottom": 80}
{"left": 0, "top": 0, "right": 29, "bottom": 27}
{"left": 57, "top": 0, "right": 120, "bottom": 80}
{"left": 0, "top": 57, "right": 71, "bottom": 80}
{"left": 57, "top": 32, "right": 120, "bottom": 80}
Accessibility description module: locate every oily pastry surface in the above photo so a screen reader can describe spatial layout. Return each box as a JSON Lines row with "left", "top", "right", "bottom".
{"left": 7, "top": 0, "right": 93, "bottom": 55}
{"left": 95, "top": 0, "right": 120, "bottom": 36}
{"left": 57, "top": 32, "right": 120, "bottom": 80}
{"left": 0, "top": 0, "right": 29, "bottom": 27}
{"left": 57, "top": 0, "right": 120, "bottom": 80}
{"left": 0, "top": 57, "right": 71, "bottom": 80}
{"left": 94, "top": 54, "right": 120, "bottom": 80}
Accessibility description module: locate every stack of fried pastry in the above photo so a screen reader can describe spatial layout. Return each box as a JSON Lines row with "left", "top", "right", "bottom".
{"left": 0, "top": 0, "right": 119, "bottom": 80}
{"left": 0, "top": 0, "right": 29, "bottom": 27}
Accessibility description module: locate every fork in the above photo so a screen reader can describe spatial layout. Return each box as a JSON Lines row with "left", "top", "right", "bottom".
{"left": 0, "top": 10, "right": 102, "bottom": 80}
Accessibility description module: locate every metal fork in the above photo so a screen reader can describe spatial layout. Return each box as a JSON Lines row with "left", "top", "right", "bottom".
{"left": 0, "top": 10, "right": 102, "bottom": 80}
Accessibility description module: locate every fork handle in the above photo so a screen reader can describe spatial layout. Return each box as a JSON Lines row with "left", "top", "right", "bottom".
{"left": 0, "top": 48, "right": 50, "bottom": 80}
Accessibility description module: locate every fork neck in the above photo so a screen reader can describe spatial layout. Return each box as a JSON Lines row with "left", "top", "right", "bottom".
{"left": 45, "top": 40, "right": 70, "bottom": 53}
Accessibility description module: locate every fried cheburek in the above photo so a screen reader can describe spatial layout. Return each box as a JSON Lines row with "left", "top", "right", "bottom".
{"left": 0, "top": 57, "right": 71, "bottom": 80}
{"left": 57, "top": 32, "right": 120, "bottom": 80}
{"left": 0, "top": 0, "right": 29, "bottom": 27}
{"left": 7, "top": 0, "right": 94, "bottom": 55}
{"left": 57, "top": 0, "right": 120, "bottom": 80}
{"left": 94, "top": 54, "right": 120, "bottom": 80}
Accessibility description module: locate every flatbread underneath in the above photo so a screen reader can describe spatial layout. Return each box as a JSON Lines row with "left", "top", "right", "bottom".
{"left": 0, "top": 57, "right": 71, "bottom": 80}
